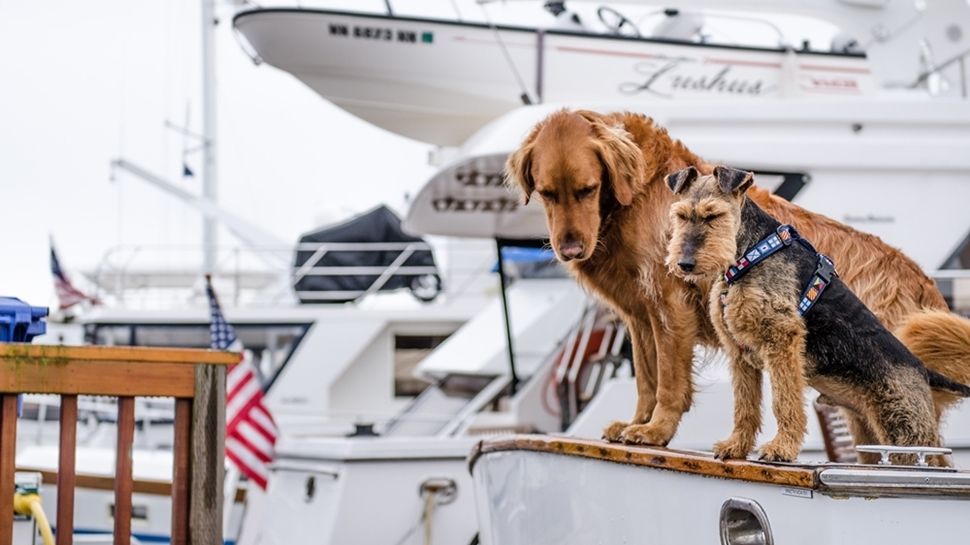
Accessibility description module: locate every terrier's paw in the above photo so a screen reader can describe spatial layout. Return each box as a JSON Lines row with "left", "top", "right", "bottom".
{"left": 712, "top": 436, "right": 752, "bottom": 460}
{"left": 602, "top": 421, "right": 630, "bottom": 443}
{"left": 619, "top": 423, "right": 672, "bottom": 446}
{"left": 758, "top": 439, "right": 800, "bottom": 462}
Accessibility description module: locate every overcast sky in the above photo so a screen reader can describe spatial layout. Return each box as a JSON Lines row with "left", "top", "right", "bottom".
{"left": 1, "top": 0, "right": 442, "bottom": 309}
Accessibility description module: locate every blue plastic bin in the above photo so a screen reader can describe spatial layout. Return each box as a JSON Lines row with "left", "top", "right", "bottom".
{"left": 0, "top": 297, "right": 49, "bottom": 416}
{"left": 0, "top": 297, "right": 48, "bottom": 342}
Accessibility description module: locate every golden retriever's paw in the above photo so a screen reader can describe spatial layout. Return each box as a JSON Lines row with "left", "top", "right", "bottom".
{"left": 619, "top": 423, "right": 672, "bottom": 446}
{"left": 712, "top": 436, "right": 752, "bottom": 460}
{"left": 601, "top": 421, "right": 630, "bottom": 443}
{"left": 758, "top": 439, "right": 800, "bottom": 462}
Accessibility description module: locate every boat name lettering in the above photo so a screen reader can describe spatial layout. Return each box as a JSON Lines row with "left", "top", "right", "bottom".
{"left": 329, "top": 23, "right": 432, "bottom": 44}
{"left": 455, "top": 171, "right": 505, "bottom": 188}
{"left": 808, "top": 77, "right": 859, "bottom": 90}
{"left": 619, "top": 58, "right": 771, "bottom": 98}
{"left": 432, "top": 196, "right": 519, "bottom": 213}
{"left": 781, "top": 487, "right": 813, "bottom": 499}
{"left": 843, "top": 214, "right": 894, "bottom": 224}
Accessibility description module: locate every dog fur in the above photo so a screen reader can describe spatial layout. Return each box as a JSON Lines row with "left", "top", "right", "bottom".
{"left": 664, "top": 165, "right": 970, "bottom": 463}
{"left": 505, "top": 109, "right": 970, "bottom": 449}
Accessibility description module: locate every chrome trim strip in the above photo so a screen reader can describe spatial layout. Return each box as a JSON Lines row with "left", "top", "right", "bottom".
{"left": 819, "top": 468, "right": 970, "bottom": 496}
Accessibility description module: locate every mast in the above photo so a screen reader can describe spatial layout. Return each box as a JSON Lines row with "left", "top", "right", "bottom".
{"left": 201, "top": 0, "right": 218, "bottom": 275}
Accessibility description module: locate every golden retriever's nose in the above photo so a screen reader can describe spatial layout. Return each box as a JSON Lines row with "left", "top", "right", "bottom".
{"left": 678, "top": 258, "right": 696, "bottom": 273}
{"left": 559, "top": 240, "right": 584, "bottom": 260}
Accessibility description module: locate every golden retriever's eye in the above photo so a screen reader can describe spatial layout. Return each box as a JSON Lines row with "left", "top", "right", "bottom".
{"left": 538, "top": 190, "right": 558, "bottom": 203}
{"left": 575, "top": 186, "right": 596, "bottom": 200}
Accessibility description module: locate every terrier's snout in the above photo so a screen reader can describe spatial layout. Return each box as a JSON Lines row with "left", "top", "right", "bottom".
{"left": 678, "top": 257, "right": 696, "bottom": 273}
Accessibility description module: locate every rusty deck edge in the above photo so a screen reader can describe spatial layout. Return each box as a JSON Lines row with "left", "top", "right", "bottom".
{"left": 469, "top": 435, "right": 819, "bottom": 489}
{"left": 0, "top": 344, "right": 240, "bottom": 365}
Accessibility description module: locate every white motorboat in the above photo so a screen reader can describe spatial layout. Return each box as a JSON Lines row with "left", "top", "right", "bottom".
{"left": 232, "top": 1, "right": 970, "bottom": 146}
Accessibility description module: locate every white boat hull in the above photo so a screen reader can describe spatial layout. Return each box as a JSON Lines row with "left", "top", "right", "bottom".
{"left": 471, "top": 437, "right": 970, "bottom": 545}
{"left": 233, "top": 9, "right": 873, "bottom": 146}
{"left": 249, "top": 438, "right": 479, "bottom": 545}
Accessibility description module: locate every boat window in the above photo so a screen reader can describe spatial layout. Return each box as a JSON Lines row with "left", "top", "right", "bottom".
{"left": 85, "top": 322, "right": 311, "bottom": 390}
{"left": 739, "top": 169, "right": 808, "bottom": 201}
{"left": 394, "top": 334, "right": 451, "bottom": 397}
{"left": 938, "top": 230, "right": 970, "bottom": 315}
{"left": 437, "top": 374, "right": 495, "bottom": 399}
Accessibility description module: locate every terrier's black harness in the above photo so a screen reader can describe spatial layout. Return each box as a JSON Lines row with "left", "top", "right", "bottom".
{"left": 723, "top": 224, "right": 837, "bottom": 317}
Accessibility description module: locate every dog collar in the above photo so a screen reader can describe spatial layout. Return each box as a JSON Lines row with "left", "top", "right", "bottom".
{"left": 724, "top": 224, "right": 796, "bottom": 283}
{"left": 723, "top": 224, "right": 837, "bottom": 317}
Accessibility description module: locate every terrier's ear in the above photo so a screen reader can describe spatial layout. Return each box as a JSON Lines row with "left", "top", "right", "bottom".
{"left": 664, "top": 166, "right": 699, "bottom": 194}
{"left": 713, "top": 165, "right": 754, "bottom": 195}
{"left": 505, "top": 122, "right": 544, "bottom": 205}
{"left": 588, "top": 119, "right": 644, "bottom": 206}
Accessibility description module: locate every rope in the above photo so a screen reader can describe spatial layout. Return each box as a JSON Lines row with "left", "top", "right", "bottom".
{"left": 392, "top": 488, "right": 439, "bottom": 545}
{"left": 423, "top": 489, "right": 436, "bottom": 545}
{"left": 478, "top": 3, "right": 534, "bottom": 105}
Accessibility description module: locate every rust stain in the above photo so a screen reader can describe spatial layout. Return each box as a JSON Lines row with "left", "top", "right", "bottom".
{"left": 474, "top": 436, "right": 819, "bottom": 489}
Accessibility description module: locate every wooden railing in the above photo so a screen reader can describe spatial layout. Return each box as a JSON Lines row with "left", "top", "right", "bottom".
{"left": 0, "top": 344, "right": 239, "bottom": 545}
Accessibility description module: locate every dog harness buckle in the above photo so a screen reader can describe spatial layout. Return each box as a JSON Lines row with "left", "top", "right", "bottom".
{"left": 723, "top": 224, "right": 837, "bottom": 317}
{"left": 797, "top": 254, "right": 836, "bottom": 316}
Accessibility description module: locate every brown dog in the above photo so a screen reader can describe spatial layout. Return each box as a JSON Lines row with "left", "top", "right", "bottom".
{"left": 505, "top": 109, "right": 970, "bottom": 449}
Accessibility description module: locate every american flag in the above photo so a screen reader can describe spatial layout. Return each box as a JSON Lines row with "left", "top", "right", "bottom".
{"left": 50, "top": 241, "right": 98, "bottom": 310}
{"left": 206, "top": 278, "right": 278, "bottom": 489}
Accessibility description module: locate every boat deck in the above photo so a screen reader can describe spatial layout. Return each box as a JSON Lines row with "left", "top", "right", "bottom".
{"left": 470, "top": 435, "right": 970, "bottom": 498}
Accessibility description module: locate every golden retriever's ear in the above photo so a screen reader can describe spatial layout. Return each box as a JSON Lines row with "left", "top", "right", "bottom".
{"left": 664, "top": 166, "right": 699, "bottom": 194}
{"left": 505, "top": 123, "right": 543, "bottom": 205}
{"left": 713, "top": 165, "right": 754, "bottom": 195}
{"left": 589, "top": 120, "right": 644, "bottom": 206}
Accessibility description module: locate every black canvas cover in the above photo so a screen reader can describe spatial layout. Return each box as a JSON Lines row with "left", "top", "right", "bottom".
{"left": 293, "top": 205, "right": 441, "bottom": 304}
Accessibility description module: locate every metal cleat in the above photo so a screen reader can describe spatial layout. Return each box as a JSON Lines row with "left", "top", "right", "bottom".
{"left": 856, "top": 445, "right": 952, "bottom": 467}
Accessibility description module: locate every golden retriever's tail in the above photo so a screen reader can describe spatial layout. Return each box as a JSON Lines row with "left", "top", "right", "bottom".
{"left": 896, "top": 310, "right": 970, "bottom": 410}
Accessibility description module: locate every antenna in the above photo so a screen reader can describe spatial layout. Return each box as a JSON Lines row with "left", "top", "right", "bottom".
{"left": 201, "top": 0, "right": 218, "bottom": 276}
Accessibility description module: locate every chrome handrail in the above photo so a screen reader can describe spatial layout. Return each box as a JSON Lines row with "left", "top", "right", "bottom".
{"left": 911, "top": 46, "right": 970, "bottom": 97}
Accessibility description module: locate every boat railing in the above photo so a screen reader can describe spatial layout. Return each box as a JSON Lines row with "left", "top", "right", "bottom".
{"left": 911, "top": 46, "right": 970, "bottom": 98}
{"left": 291, "top": 241, "right": 437, "bottom": 302}
{"left": 931, "top": 269, "right": 970, "bottom": 316}
{"left": 20, "top": 395, "right": 176, "bottom": 448}
{"left": 84, "top": 242, "right": 494, "bottom": 308}
{"left": 0, "top": 344, "right": 237, "bottom": 545}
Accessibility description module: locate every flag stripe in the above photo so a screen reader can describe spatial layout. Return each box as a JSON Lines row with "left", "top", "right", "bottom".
{"left": 230, "top": 423, "right": 273, "bottom": 463}
{"left": 51, "top": 243, "right": 98, "bottom": 310}
{"left": 226, "top": 440, "right": 269, "bottom": 489}
{"left": 208, "top": 278, "right": 277, "bottom": 490}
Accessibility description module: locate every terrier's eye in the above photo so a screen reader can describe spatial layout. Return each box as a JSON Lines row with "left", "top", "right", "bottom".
{"left": 575, "top": 186, "right": 596, "bottom": 199}
{"left": 676, "top": 211, "right": 690, "bottom": 221}
{"left": 702, "top": 214, "right": 722, "bottom": 223}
